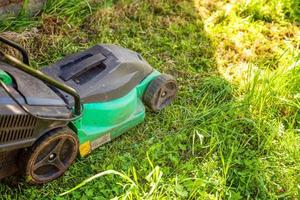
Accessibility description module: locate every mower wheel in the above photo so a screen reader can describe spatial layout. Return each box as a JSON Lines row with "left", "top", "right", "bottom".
{"left": 143, "top": 74, "right": 177, "bottom": 112}
{"left": 21, "top": 127, "right": 79, "bottom": 184}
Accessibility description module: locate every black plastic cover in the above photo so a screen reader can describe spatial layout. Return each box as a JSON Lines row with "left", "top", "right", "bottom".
{"left": 41, "top": 44, "right": 153, "bottom": 103}
{"left": 0, "top": 62, "right": 67, "bottom": 107}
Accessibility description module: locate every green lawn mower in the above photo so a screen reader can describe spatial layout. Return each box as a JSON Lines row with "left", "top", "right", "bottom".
{"left": 0, "top": 36, "right": 177, "bottom": 184}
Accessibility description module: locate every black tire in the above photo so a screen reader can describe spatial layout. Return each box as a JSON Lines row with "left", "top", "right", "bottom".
{"left": 21, "top": 127, "right": 79, "bottom": 184}
{"left": 143, "top": 74, "right": 177, "bottom": 112}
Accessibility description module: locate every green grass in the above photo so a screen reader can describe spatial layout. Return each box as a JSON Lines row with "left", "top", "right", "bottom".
{"left": 0, "top": 0, "right": 299, "bottom": 199}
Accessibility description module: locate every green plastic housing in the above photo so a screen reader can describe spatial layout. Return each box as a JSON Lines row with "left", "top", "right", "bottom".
{"left": 69, "top": 71, "right": 160, "bottom": 155}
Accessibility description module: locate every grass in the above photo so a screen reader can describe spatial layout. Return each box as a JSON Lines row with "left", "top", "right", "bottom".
{"left": 0, "top": 0, "right": 299, "bottom": 199}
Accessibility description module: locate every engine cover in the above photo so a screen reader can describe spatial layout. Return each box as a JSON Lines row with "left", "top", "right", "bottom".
{"left": 41, "top": 44, "right": 154, "bottom": 103}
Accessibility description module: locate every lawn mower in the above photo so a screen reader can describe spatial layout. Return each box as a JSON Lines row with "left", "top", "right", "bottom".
{"left": 0, "top": 36, "right": 177, "bottom": 184}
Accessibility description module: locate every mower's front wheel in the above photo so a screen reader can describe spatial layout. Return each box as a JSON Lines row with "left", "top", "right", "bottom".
{"left": 144, "top": 74, "right": 177, "bottom": 112}
{"left": 21, "top": 127, "right": 79, "bottom": 184}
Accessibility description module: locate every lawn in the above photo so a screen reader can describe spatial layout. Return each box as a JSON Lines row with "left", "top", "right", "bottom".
{"left": 0, "top": 0, "right": 299, "bottom": 199}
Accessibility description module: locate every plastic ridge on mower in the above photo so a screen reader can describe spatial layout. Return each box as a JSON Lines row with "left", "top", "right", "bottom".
{"left": 0, "top": 36, "right": 177, "bottom": 184}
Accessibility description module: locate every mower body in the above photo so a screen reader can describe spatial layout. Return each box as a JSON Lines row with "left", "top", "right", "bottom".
{"left": 0, "top": 37, "right": 177, "bottom": 184}
{"left": 40, "top": 44, "right": 161, "bottom": 156}
{"left": 0, "top": 44, "right": 160, "bottom": 179}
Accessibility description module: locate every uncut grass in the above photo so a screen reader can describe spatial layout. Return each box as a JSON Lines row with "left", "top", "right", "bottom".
{"left": 0, "top": 0, "right": 299, "bottom": 199}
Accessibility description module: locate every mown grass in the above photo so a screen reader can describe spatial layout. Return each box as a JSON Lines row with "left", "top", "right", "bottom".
{"left": 0, "top": 0, "right": 299, "bottom": 199}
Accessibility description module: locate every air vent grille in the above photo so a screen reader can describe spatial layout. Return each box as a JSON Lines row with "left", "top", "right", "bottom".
{"left": 0, "top": 115, "right": 37, "bottom": 143}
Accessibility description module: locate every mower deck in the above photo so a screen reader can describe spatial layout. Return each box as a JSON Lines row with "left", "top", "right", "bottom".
{"left": 0, "top": 38, "right": 177, "bottom": 184}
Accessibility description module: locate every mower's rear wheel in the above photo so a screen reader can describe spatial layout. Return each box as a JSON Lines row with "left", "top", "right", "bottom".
{"left": 144, "top": 74, "right": 177, "bottom": 112}
{"left": 21, "top": 128, "right": 79, "bottom": 184}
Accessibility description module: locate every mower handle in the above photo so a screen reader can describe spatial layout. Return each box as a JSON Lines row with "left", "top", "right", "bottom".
{"left": 0, "top": 36, "right": 30, "bottom": 65}
{"left": 0, "top": 51, "right": 82, "bottom": 116}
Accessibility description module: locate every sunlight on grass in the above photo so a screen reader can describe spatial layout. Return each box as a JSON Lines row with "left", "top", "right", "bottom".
{"left": 194, "top": 0, "right": 300, "bottom": 85}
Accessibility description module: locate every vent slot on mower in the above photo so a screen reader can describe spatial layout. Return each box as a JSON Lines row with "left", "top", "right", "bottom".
{"left": 0, "top": 115, "right": 37, "bottom": 143}
{"left": 73, "top": 62, "right": 106, "bottom": 85}
{"left": 59, "top": 53, "right": 106, "bottom": 81}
